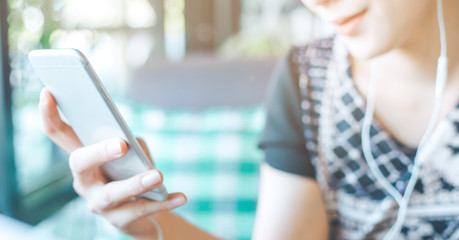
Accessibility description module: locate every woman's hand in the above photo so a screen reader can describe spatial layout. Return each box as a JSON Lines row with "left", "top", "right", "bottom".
{"left": 39, "top": 88, "right": 187, "bottom": 239}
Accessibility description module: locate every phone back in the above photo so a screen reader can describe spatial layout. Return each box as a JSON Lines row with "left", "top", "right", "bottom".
{"left": 29, "top": 49, "right": 167, "bottom": 201}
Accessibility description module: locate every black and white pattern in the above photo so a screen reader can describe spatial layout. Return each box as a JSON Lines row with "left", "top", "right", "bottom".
{"left": 295, "top": 36, "right": 459, "bottom": 239}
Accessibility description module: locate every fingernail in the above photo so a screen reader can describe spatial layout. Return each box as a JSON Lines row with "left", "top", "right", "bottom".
{"left": 106, "top": 140, "right": 122, "bottom": 156}
{"left": 170, "top": 196, "right": 186, "bottom": 207}
{"left": 141, "top": 170, "right": 161, "bottom": 187}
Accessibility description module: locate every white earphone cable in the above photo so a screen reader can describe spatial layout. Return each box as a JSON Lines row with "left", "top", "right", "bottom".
{"left": 437, "top": 0, "right": 447, "bottom": 57}
{"left": 361, "top": 64, "right": 403, "bottom": 206}
{"left": 361, "top": 0, "right": 448, "bottom": 238}
{"left": 147, "top": 216, "right": 164, "bottom": 240}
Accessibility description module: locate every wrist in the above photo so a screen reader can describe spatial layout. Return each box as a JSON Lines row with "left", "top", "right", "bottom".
{"left": 133, "top": 211, "right": 173, "bottom": 240}
{"left": 147, "top": 216, "right": 163, "bottom": 240}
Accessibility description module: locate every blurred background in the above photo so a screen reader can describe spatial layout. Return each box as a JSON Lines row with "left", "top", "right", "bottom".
{"left": 0, "top": 0, "right": 334, "bottom": 239}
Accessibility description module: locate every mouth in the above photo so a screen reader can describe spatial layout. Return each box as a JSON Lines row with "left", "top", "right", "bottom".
{"left": 331, "top": 9, "right": 367, "bottom": 36}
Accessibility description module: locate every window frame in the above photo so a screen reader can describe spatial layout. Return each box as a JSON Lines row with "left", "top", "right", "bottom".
{"left": 0, "top": 0, "right": 76, "bottom": 224}
{"left": 0, "top": 0, "right": 166, "bottom": 224}
{"left": 0, "top": 0, "right": 17, "bottom": 217}
{"left": 0, "top": 0, "right": 239, "bottom": 224}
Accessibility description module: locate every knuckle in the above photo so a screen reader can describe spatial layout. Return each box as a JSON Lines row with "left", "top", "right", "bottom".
{"left": 87, "top": 201, "right": 100, "bottom": 214}
{"left": 40, "top": 120, "right": 65, "bottom": 137}
{"left": 55, "top": 122, "right": 67, "bottom": 133}
{"left": 106, "top": 216, "right": 122, "bottom": 229}
{"left": 100, "top": 190, "right": 115, "bottom": 210}
{"left": 86, "top": 189, "right": 116, "bottom": 213}
{"left": 134, "top": 204, "right": 151, "bottom": 218}
{"left": 41, "top": 123, "right": 56, "bottom": 136}
{"left": 87, "top": 195, "right": 111, "bottom": 213}
{"left": 159, "top": 201, "right": 172, "bottom": 212}
{"left": 72, "top": 180, "right": 82, "bottom": 195}
{"left": 68, "top": 153, "right": 82, "bottom": 175}
{"left": 130, "top": 177, "right": 145, "bottom": 194}
{"left": 68, "top": 154, "right": 78, "bottom": 173}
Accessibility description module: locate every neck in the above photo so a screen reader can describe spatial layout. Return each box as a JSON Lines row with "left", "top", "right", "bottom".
{"left": 376, "top": 0, "right": 459, "bottom": 83}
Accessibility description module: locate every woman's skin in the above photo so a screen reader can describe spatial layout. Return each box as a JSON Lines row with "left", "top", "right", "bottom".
{"left": 39, "top": 0, "right": 459, "bottom": 239}
{"left": 302, "top": 0, "right": 459, "bottom": 147}
{"left": 39, "top": 89, "right": 217, "bottom": 240}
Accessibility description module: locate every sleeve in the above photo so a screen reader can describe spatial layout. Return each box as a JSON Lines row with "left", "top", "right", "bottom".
{"left": 258, "top": 50, "right": 316, "bottom": 178}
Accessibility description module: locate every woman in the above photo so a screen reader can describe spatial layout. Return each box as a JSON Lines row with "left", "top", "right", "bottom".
{"left": 39, "top": 0, "right": 459, "bottom": 239}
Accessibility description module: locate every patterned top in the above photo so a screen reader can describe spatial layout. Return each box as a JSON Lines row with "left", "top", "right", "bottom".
{"left": 288, "top": 36, "right": 459, "bottom": 239}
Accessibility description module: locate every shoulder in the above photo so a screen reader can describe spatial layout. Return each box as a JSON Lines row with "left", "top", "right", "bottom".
{"left": 288, "top": 36, "right": 337, "bottom": 76}
{"left": 266, "top": 36, "right": 340, "bottom": 106}
{"left": 282, "top": 36, "right": 339, "bottom": 100}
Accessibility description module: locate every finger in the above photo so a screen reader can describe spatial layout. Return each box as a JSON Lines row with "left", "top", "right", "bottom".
{"left": 136, "top": 138, "right": 152, "bottom": 161}
{"left": 69, "top": 138, "right": 128, "bottom": 179}
{"left": 39, "top": 88, "right": 83, "bottom": 153}
{"left": 136, "top": 137, "right": 155, "bottom": 167}
{"left": 104, "top": 193, "right": 187, "bottom": 229}
{"left": 89, "top": 169, "right": 164, "bottom": 211}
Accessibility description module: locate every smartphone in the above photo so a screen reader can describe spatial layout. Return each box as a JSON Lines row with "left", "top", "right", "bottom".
{"left": 29, "top": 49, "right": 168, "bottom": 201}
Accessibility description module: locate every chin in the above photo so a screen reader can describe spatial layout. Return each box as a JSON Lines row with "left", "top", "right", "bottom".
{"left": 340, "top": 33, "right": 396, "bottom": 60}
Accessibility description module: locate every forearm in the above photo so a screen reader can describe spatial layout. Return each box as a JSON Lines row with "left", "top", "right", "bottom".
{"left": 136, "top": 211, "right": 219, "bottom": 240}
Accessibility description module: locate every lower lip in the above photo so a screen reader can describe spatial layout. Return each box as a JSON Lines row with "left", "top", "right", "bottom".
{"left": 333, "top": 10, "right": 366, "bottom": 36}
